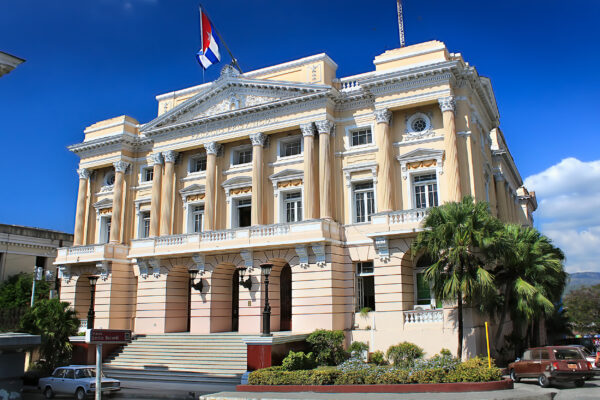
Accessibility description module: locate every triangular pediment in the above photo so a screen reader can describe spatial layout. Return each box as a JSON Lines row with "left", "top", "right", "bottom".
{"left": 222, "top": 176, "right": 252, "bottom": 188}
{"left": 397, "top": 148, "right": 444, "bottom": 163}
{"left": 269, "top": 169, "right": 303, "bottom": 181}
{"left": 179, "top": 184, "right": 205, "bottom": 195}
{"left": 93, "top": 198, "right": 113, "bottom": 210}
{"left": 142, "top": 68, "right": 330, "bottom": 133}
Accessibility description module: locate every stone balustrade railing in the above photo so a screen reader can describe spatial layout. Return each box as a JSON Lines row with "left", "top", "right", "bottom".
{"left": 250, "top": 223, "right": 290, "bottom": 238}
{"left": 389, "top": 208, "right": 429, "bottom": 224}
{"left": 66, "top": 244, "right": 101, "bottom": 256}
{"left": 403, "top": 309, "right": 443, "bottom": 324}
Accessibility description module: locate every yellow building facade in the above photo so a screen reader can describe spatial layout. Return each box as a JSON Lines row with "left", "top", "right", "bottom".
{"left": 56, "top": 41, "right": 536, "bottom": 357}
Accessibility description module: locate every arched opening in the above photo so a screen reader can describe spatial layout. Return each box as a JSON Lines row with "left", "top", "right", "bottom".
{"left": 280, "top": 264, "right": 292, "bottom": 331}
{"left": 74, "top": 274, "right": 92, "bottom": 330}
{"left": 209, "top": 264, "right": 237, "bottom": 332}
{"left": 165, "top": 265, "right": 189, "bottom": 332}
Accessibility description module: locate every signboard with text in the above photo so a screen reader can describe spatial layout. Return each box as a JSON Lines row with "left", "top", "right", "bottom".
{"left": 85, "top": 329, "right": 131, "bottom": 344}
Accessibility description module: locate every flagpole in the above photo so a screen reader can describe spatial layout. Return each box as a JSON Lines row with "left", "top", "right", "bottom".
{"left": 199, "top": 3, "right": 243, "bottom": 73}
{"left": 199, "top": 5, "right": 205, "bottom": 83}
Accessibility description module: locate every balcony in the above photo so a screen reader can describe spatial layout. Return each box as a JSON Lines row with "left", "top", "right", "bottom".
{"left": 55, "top": 243, "right": 129, "bottom": 265}
{"left": 128, "top": 219, "right": 342, "bottom": 259}
{"left": 403, "top": 309, "right": 444, "bottom": 324}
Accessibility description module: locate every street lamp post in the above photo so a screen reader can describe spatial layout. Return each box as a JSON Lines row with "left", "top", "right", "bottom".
{"left": 260, "top": 263, "right": 273, "bottom": 337}
{"left": 87, "top": 276, "right": 98, "bottom": 329}
{"left": 188, "top": 270, "right": 199, "bottom": 332}
{"left": 30, "top": 266, "right": 43, "bottom": 307}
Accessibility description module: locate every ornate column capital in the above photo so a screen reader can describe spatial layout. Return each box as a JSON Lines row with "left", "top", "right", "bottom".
{"left": 315, "top": 120, "right": 333, "bottom": 135}
{"left": 77, "top": 168, "right": 90, "bottom": 180}
{"left": 162, "top": 150, "right": 178, "bottom": 163}
{"left": 150, "top": 152, "right": 164, "bottom": 166}
{"left": 374, "top": 108, "right": 392, "bottom": 124}
{"left": 205, "top": 141, "right": 222, "bottom": 156}
{"left": 249, "top": 132, "right": 267, "bottom": 147}
{"left": 300, "top": 123, "right": 316, "bottom": 137}
{"left": 113, "top": 161, "right": 130, "bottom": 173}
{"left": 438, "top": 96, "right": 456, "bottom": 113}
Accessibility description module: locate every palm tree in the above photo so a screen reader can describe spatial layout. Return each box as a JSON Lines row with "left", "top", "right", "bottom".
{"left": 412, "top": 196, "right": 501, "bottom": 358}
{"left": 491, "top": 224, "right": 566, "bottom": 351}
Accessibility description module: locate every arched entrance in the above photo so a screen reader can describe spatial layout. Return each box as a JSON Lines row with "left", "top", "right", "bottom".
{"left": 209, "top": 264, "right": 238, "bottom": 332}
{"left": 165, "top": 265, "right": 189, "bottom": 333}
{"left": 280, "top": 264, "right": 292, "bottom": 331}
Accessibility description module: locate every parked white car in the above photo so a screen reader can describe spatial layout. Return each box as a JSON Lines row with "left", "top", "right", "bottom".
{"left": 573, "top": 345, "right": 598, "bottom": 369}
{"left": 38, "top": 365, "right": 120, "bottom": 400}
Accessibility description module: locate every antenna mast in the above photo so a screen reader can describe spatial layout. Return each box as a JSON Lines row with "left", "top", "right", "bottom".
{"left": 397, "top": 0, "right": 405, "bottom": 47}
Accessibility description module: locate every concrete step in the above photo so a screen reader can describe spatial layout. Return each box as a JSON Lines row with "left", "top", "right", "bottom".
{"left": 103, "top": 369, "right": 242, "bottom": 384}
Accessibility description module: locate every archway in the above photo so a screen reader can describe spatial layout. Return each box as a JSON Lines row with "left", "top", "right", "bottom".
{"left": 165, "top": 265, "right": 189, "bottom": 332}
{"left": 280, "top": 264, "right": 292, "bottom": 331}
{"left": 209, "top": 264, "right": 237, "bottom": 332}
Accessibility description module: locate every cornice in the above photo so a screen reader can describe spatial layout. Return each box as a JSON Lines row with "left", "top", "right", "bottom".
{"left": 68, "top": 134, "right": 153, "bottom": 157}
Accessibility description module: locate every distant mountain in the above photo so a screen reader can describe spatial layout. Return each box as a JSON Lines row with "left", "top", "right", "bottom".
{"left": 565, "top": 272, "right": 600, "bottom": 294}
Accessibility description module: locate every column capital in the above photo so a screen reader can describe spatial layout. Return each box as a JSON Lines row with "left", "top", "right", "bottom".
{"left": 162, "top": 150, "right": 178, "bottom": 163}
{"left": 113, "top": 161, "right": 130, "bottom": 173}
{"left": 249, "top": 132, "right": 267, "bottom": 146}
{"left": 374, "top": 109, "right": 392, "bottom": 125}
{"left": 300, "top": 123, "right": 316, "bottom": 137}
{"left": 205, "top": 141, "right": 222, "bottom": 155}
{"left": 315, "top": 120, "right": 333, "bottom": 135}
{"left": 77, "top": 168, "right": 90, "bottom": 180}
{"left": 438, "top": 96, "right": 456, "bottom": 113}
{"left": 150, "top": 152, "right": 164, "bottom": 166}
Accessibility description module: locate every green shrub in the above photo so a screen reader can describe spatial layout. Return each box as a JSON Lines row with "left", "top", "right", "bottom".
{"left": 248, "top": 368, "right": 340, "bottom": 385}
{"left": 348, "top": 341, "right": 369, "bottom": 356}
{"left": 282, "top": 350, "right": 316, "bottom": 371}
{"left": 410, "top": 368, "right": 447, "bottom": 383}
{"left": 308, "top": 369, "right": 341, "bottom": 385}
{"left": 369, "top": 350, "right": 387, "bottom": 365}
{"left": 446, "top": 357, "right": 502, "bottom": 382}
{"left": 306, "top": 329, "right": 348, "bottom": 366}
{"left": 386, "top": 342, "right": 424, "bottom": 367}
{"left": 334, "top": 370, "right": 369, "bottom": 385}
{"left": 439, "top": 348, "right": 452, "bottom": 357}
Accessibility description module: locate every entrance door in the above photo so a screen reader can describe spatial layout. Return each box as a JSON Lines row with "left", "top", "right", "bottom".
{"left": 232, "top": 269, "right": 239, "bottom": 332}
{"left": 280, "top": 265, "right": 292, "bottom": 331}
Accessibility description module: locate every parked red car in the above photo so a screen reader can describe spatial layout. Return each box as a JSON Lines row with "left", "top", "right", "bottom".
{"left": 508, "top": 346, "right": 594, "bottom": 387}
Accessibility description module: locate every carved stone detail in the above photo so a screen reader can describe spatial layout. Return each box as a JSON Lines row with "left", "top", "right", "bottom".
{"left": 374, "top": 236, "right": 390, "bottom": 263}
{"left": 113, "top": 161, "right": 130, "bottom": 173}
{"left": 438, "top": 96, "right": 456, "bottom": 113}
{"left": 162, "top": 150, "right": 178, "bottom": 163}
{"left": 150, "top": 153, "right": 164, "bottom": 166}
{"left": 300, "top": 123, "right": 316, "bottom": 137}
{"left": 311, "top": 243, "right": 326, "bottom": 267}
{"left": 205, "top": 141, "right": 222, "bottom": 156}
{"left": 315, "top": 120, "right": 333, "bottom": 135}
{"left": 250, "top": 132, "right": 267, "bottom": 147}
{"left": 58, "top": 265, "right": 71, "bottom": 283}
{"left": 220, "top": 64, "right": 240, "bottom": 78}
{"left": 192, "top": 253, "right": 206, "bottom": 275}
{"left": 148, "top": 258, "right": 161, "bottom": 278}
{"left": 96, "top": 261, "right": 110, "bottom": 280}
{"left": 374, "top": 108, "right": 392, "bottom": 124}
{"left": 137, "top": 259, "right": 149, "bottom": 279}
{"left": 295, "top": 245, "right": 309, "bottom": 268}
{"left": 77, "top": 168, "right": 90, "bottom": 180}
{"left": 240, "top": 250, "right": 254, "bottom": 271}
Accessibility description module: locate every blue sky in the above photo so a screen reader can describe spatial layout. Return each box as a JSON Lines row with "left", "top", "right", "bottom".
{"left": 1, "top": 0, "right": 599, "bottom": 272}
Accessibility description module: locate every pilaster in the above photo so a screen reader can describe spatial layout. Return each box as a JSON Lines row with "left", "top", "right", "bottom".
{"left": 301, "top": 123, "right": 319, "bottom": 219}
{"left": 74, "top": 168, "right": 90, "bottom": 245}
{"left": 374, "top": 109, "right": 395, "bottom": 212}
{"left": 160, "top": 151, "right": 177, "bottom": 236}
{"left": 149, "top": 153, "right": 163, "bottom": 237}
{"left": 109, "top": 161, "right": 129, "bottom": 243}
{"left": 204, "top": 142, "right": 222, "bottom": 231}
{"left": 250, "top": 133, "right": 267, "bottom": 225}
{"left": 438, "top": 96, "right": 462, "bottom": 202}
{"left": 316, "top": 120, "right": 334, "bottom": 220}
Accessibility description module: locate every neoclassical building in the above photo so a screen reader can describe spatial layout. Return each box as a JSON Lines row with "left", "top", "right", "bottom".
{"left": 55, "top": 40, "right": 536, "bottom": 357}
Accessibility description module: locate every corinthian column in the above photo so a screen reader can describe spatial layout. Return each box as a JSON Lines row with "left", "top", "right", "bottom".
{"left": 438, "top": 96, "right": 462, "bottom": 202}
{"left": 204, "top": 142, "right": 221, "bottom": 231}
{"left": 109, "top": 161, "right": 129, "bottom": 243}
{"left": 374, "top": 109, "right": 395, "bottom": 212}
{"left": 301, "top": 123, "right": 319, "bottom": 219}
{"left": 149, "top": 153, "right": 163, "bottom": 237}
{"left": 74, "top": 168, "right": 90, "bottom": 245}
{"left": 250, "top": 133, "right": 267, "bottom": 225}
{"left": 160, "top": 151, "right": 177, "bottom": 236}
{"left": 316, "top": 120, "right": 334, "bottom": 220}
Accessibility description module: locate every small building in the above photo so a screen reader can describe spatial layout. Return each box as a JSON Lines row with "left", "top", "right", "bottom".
{"left": 0, "top": 333, "right": 41, "bottom": 397}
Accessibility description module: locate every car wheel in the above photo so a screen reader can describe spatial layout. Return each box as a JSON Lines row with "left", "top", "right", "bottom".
{"left": 43, "top": 386, "right": 54, "bottom": 399}
{"left": 509, "top": 369, "right": 520, "bottom": 383}
{"left": 538, "top": 374, "right": 550, "bottom": 388}
{"left": 575, "top": 379, "right": 585, "bottom": 387}
{"left": 75, "top": 387, "right": 86, "bottom": 400}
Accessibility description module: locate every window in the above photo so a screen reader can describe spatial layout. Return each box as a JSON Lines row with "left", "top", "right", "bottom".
{"left": 100, "top": 216, "right": 111, "bottom": 243}
{"left": 411, "top": 117, "right": 427, "bottom": 132}
{"left": 414, "top": 256, "right": 441, "bottom": 309}
{"left": 139, "top": 211, "right": 150, "bottom": 238}
{"left": 191, "top": 205, "right": 204, "bottom": 233}
{"left": 64, "top": 369, "right": 75, "bottom": 379}
{"left": 406, "top": 112, "right": 432, "bottom": 136}
{"left": 355, "top": 261, "right": 375, "bottom": 311}
{"left": 141, "top": 166, "right": 153, "bottom": 183}
{"left": 350, "top": 128, "right": 372, "bottom": 147}
{"left": 105, "top": 171, "right": 115, "bottom": 186}
{"left": 189, "top": 155, "right": 207, "bottom": 173}
{"left": 284, "top": 191, "right": 302, "bottom": 222}
{"left": 234, "top": 198, "right": 251, "bottom": 227}
{"left": 52, "top": 369, "right": 65, "bottom": 378}
{"left": 280, "top": 137, "right": 302, "bottom": 157}
{"left": 522, "top": 350, "right": 532, "bottom": 361}
{"left": 233, "top": 148, "right": 252, "bottom": 165}
{"left": 353, "top": 182, "right": 375, "bottom": 223}
{"left": 413, "top": 173, "right": 438, "bottom": 209}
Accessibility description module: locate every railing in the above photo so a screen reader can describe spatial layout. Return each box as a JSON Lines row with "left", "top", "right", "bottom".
{"left": 67, "top": 245, "right": 99, "bottom": 256}
{"left": 155, "top": 235, "right": 188, "bottom": 247}
{"left": 340, "top": 80, "right": 360, "bottom": 90}
{"left": 250, "top": 223, "right": 290, "bottom": 238}
{"left": 403, "top": 309, "right": 443, "bottom": 324}
{"left": 201, "top": 230, "right": 236, "bottom": 242}
{"left": 389, "top": 208, "right": 429, "bottom": 224}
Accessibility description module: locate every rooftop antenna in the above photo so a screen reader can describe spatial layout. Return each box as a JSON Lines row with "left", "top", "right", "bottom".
{"left": 397, "top": 0, "right": 406, "bottom": 47}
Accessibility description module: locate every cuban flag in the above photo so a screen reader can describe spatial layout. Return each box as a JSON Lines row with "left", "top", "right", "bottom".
{"left": 196, "top": 8, "right": 221, "bottom": 70}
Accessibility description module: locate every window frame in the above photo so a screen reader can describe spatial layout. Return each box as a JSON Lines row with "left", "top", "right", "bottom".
{"left": 231, "top": 196, "right": 252, "bottom": 228}
{"left": 188, "top": 154, "right": 207, "bottom": 174}
{"left": 104, "top": 171, "right": 115, "bottom": 187}
{"left": 355, "top": 261, "right": 375, "bottom": 312}
{"left": 186, "top": 202, "right": 205, "bottom": 233}
{"left": 231, "top": 145, "right": 253, "bottom": 167}
{"left": 99, "top": 215, "right": 112, "bottom": 244}
{"left": 413, "top": 257, "right": 441, "bottom": 310}
{"left": 277, "top": 135, "right": 303, "bottom": 160}
{"left": 408, "top": 170, "right": 439, "bottom": 210}
{"left": 406, "top": 112, "right": 432, "bottom": 135}
{"left": 281, "top": 189, "right": 303, "bottom": 223}
{"left": 352, "top": 180, "right": 376, "bottom": 224}
{"left": 137, "top": 210, "right": 150, "bottom": 238}
{"left": 344, "top": 123, "right": 375, "bottom": 150}
{"left": 139, "top": 166, "right": 153, "bottom": 184}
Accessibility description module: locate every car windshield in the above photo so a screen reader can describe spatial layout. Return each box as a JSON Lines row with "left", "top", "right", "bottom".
{"left": 554, "top": 349, "right": 584, "bottom": 360}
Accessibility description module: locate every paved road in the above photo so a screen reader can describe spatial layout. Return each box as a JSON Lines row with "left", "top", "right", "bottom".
{"left": 514, "top": 379, "right": 600, "bottom": 399}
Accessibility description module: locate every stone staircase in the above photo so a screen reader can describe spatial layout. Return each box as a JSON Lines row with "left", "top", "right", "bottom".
{"left": 103, "top": 333, "right": 249, "bottom": 385}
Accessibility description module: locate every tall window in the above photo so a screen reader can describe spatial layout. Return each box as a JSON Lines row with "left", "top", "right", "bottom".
{"left": 280, "top": 137, "right": 302, "bottom": 157}
{"left": 190, "top": 156, "right": 207, "bottom": 173}
{"left": 413, "top": 173, "right": 438, "bottom": 209}
{"left": 233, "top": 148, "right": 252, "bottom": 165}
{"left": 353, "top": 182, "right": 375, "bottom": 223}
{"left": 141, "top": 167, "right": 153, "bottom": 182}
{"left": 100, "top": 216, "right": 111, "bottom": 243}
{"left": 284, "top": 191, "right": 302, "bottom": 222}
{"left": 140, "top": 211, "right": 150, "bottom": 238}
{"left": 191, "top": 205, "right": 204, "bottom": 233}
{"left": 415, "top": 256, "right": 441, "bottom": 309}
{"left": 355, "top": 261, "right": 375, "bottom": 311}
{"left": 235, "top": 198, "right": 251, "bottom": 227}
{"left": 350, "top": 128, "right": 372, "bottom": 147}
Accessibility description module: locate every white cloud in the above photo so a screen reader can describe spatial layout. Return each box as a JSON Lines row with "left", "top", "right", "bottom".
{"left": 524, "top": 158, "right": 600, "bottom": 273}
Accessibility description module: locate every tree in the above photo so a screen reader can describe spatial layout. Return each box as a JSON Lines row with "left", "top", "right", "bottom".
{"left": 564, "top": 284, "right": 600, "bottom": 334}
{"left": 20, "top": 299, "right": 79, "bottom": 373}
{"left": 491, "top": 224, "right": 566, "bottom": 350}
{"left": 0, "top": 272, "right": 50, "bottom": 310}
{"left": 412, "top": 196, "right": 500, "bottom": 358}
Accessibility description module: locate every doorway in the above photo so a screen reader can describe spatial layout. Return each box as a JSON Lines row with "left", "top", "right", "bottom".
{"left": 280, "top": 264, "right": 292, "bottom": 331}
{"left": 232, "top": 269, "right": 239, "bottom": 332}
